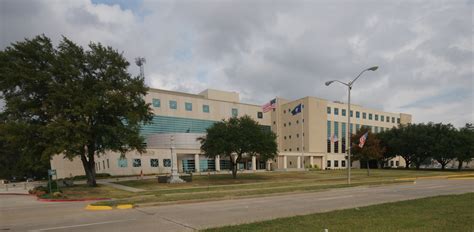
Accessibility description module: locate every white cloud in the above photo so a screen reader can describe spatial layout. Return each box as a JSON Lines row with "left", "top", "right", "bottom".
{"left": 0, "top": 0, "right": 472, "bottom": 127}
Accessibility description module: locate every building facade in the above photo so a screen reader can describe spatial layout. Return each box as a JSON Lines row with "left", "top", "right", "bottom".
{"left": 51, "top": 88, "right": 411, "bottom": 178}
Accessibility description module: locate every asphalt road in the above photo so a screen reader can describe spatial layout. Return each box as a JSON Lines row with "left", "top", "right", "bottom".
{"left": 1, "top": 178, "right": 473, "bottom": 232}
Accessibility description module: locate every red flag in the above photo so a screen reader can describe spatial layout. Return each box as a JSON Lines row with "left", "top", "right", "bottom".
{"left": 359, "top": 132, "right": 369, "bottom": 148}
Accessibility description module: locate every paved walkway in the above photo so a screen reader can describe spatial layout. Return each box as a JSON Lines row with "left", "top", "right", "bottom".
{"left": 2, "top": 178, "right": 473, "bottom": 232}
{"left": 98, "top": 182, "right": 145, "bottom": 193}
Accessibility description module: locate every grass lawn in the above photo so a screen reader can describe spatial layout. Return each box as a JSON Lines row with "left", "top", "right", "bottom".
{"left": 60, "top": 169, "right": 472, "bottom": 205}
{"left": 204, "top": 193, "right": 474, "bottom": 232}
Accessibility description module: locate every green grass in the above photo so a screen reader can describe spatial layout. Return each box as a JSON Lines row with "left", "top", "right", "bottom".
{"left": 73, "top": 169, "right": 473, "bottom": 205}
{"left": 60, "top": 184, "right": 136, "bottom": 199}
{"left": 204, "top": 193, "right": 474, "bottom": 232}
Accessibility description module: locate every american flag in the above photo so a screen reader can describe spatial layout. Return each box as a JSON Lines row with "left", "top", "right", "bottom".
{"left": 359, "top": 132, "right": 369, "bottom": 148}
{"left": 262, "top": 98, "right": 276, "bottom": 113}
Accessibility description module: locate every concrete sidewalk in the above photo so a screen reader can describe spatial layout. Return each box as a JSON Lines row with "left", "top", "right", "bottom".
{"left": 98, "top": 182, "right": 145, "bottom": 193}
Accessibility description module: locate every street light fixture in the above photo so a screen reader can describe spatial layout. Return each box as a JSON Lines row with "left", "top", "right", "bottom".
{"left": 325, "top": 66, "right": 378, "bottom": 185}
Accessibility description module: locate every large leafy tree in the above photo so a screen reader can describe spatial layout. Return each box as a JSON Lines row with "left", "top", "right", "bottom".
{"left": 0, "top": 35, "right": 152, "bottom": 186}
{"left": 199, "top": 115, "right": 278, "bottom": 179}
{"left": 351, "top": 127, "right": 385, "bottom": 176}
{"left": 431, "top": 123, "right": 457, "bottom": 170}
{"left": 454, "top": 124, "right": 474, "bottom": 170}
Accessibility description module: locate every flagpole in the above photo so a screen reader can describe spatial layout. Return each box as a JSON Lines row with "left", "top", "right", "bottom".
{"left": 347, "top": 86, "right": 351, "bottom": 185}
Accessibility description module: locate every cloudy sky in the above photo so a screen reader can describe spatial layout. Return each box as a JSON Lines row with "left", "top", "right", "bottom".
{"left": 1, "top": 0, "right": 472, "bottom": 127}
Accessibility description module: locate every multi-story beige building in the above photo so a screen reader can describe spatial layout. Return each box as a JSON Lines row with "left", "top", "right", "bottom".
{"left": 51, "top": 88, "right": 411, "bottom": 178}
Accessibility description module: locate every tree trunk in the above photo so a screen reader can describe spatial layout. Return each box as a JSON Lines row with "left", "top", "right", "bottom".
{"left": 458, "top": 161, "right": 463, "bottom": 171}
{"left": 230, "top": 156, "right": 237, "bottom": 179}
{"left": 415, "top": 163, "right": 421, "bottom": 170}
{"left": 80, "top": 146, "right": 97, "bottom": 187}
{"left": 366, "top": 160, "right": 370, "bottom": 176}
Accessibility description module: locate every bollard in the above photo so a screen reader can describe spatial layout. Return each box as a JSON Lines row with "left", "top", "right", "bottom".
{"left": 24, "top": 183, "right": 27, "bottom": 190}
{"left": 5, "top": 184, "right": 8, "bottom": 192}
{"left": 324, "top": 229, "right": 329, "bottom": 232}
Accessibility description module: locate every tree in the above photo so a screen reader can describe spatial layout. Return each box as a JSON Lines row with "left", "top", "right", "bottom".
{"left": 199, "top": 115, "right": 278, "bottom": 179}
{"left": 0, "top": 35, "right": 152, "bottom": 186}
{"left": 454, "top": 124, "right": 474, "bottom": 170}
{"left": 431, "top": 123, "right": 457, "bottom": 170}
{"left": 351, "top": 127, "right": 385, "bottom": 176}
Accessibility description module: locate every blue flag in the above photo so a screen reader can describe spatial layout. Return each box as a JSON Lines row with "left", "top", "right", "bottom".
{"left": 291, "top": 104, "right": 302, "bottom": 115}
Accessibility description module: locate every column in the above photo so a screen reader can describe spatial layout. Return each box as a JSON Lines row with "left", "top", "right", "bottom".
{"left": 297, "top": 156, "right": 301, "bottom": 169}
{"left": 310, "top": 156, "right": 314, "bottom": 166}
{"left": 252, "top": 156, "right": 257, "bottom": 171}
{"left": 215, "top": 155, "right": 220, "bottom": 172}
{"left": 194, "top": 154, "right": 200, "bottom": 172}
{"left": 266, "top": 160, "right": 271, "bottom": 171}
{"left": 283, "top": 155, "right": 287, "bottom": 169}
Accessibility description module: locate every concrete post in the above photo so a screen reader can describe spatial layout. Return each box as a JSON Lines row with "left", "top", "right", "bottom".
{"left": 283, "top": 156, "right": 287, "bottom": 169}
{"left": 310, "top": 156, "right": 314, "bottom": 166}
{"left": 194, "top": 154, "right": 200, "bottom": 172}
{"left": 215, "top": 155, "right": 220, "bottom": 172}
{"left": 168, "top": 135, "right": 185, "bottom": 183}
{"left": 252, "top": 156, "right": 257, "bottom": 171}
{"left": 297, "top": 156, "right": 301, "bottom": 169}
{"left": 266, "top": 160, "right": 271, "bottom": 171}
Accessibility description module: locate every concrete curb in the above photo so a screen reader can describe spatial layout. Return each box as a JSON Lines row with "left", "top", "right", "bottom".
{"left": 0, "top": 193, "right": 31, "bottom": 196}
{"left": 85, "top": 204, "right": 134, "bottom": 211}
{"left": 37, "top": 197, "right": 111, "bottom": 202}
{"left": 395, "top": 174, "right": 474, "bottom": 181}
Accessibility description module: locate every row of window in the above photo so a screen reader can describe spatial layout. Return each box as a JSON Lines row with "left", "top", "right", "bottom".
{"left": 326, "top": 121, "right": 393, "bottom": 153}
{"left": 152, "top": 98, "right": 264, "bottom": 119}
{"left": 327, "top": 160, "right": 347, "bottom": 168}
{"left": 116, "top": 158, "right": 172, "bottom": 168}
{"left": 327, "top": 107, "right": 400, "bottom": 124}
{"left": 283, "top": 147, "right": 304, "bottom": 152}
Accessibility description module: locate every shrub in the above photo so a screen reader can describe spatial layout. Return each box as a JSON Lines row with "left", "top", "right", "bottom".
{"left": 53, "top": 192, "right": 63, "bottom": 198}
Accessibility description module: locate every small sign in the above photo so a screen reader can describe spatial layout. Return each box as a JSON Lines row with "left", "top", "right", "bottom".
{"left": 48, "top": 169, "right": 56, "bottom": 176}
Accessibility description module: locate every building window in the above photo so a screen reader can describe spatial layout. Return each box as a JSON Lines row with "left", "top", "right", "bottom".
{"left": 350, "top": 110, "right": 353, "bottom": 117}
{"left": 381, "top": 115, "right": 384, "bottom": 122}
{"left": 103, "top": 160, "right": 105, "bottom": 170}
{"left": 363, "top": 112, "right": 367, "bottom": 119}
{"left": 375, "top": 114, "right": 379, "bottom": 121}
{"left": 257, "top": 112, "right": 263, "bottom": 119}
{"left": 203, "top": 104, "right": 210, "bottom": 113}
{"left": 284, "top": 136, "right": 287, "bottom": 140}
{"left": 297, "top": 133, "right": 299, "bottom": 138}
{"left": 289, "top": 135, "right": 292, "bottom": 139}
{"left": 185, "top": 102, "right": 192, "bottom": 111}
{"left": 334, "top": 121, "right": 339, "bottom": 153}
{"left": 356, "top": 124, "right": 360, "bottom": 132}
{"left": 390, "top": 161, "right": 394, "bottom": 166}
{"left": 369, "top": 113, "right": 373, "bottom": 120}
{"left": 152, "top": 98, "right": 161, "bottom": 108}
{"left": 386, "top": 116, "right": 390, "bottom": 122}
{"left": 296, "top": 120, "right": 299, "bottom": 124}
{"left": 297, "top": 147, "right": 300, "bottom": 151}
{"left": 169, "top": 100, "right": 177, "bottom": 109}
{"left": 327, "top": 107, "right": 331, "bottom": 114}
{"left": 107, "top": 159, "right": 109, "bottom": 169}
{"left": 150, "top": 159, "right": 159, "bottom": 167}
{"left": 396, "top": 161, "right": 400, "bottom": 166}
{"left": 289, "top": 122, "right": 292, "bottom": 126}
{"left": 327, "top": 160, "right": 331, "bottom": 167}
{"left": 356, "top": 111, "right": 360, "bottom": 118}
{"left": 133, "top": 159, "right": 141, "bottom": 167}
{"left": 284, "top": 110, "right": 286, "bottom": 114}
{"left": 342, "top": 109, "right": 346, "bottom": 116}
{"left": 118, "top": 158, "right": 128, "bottom": 168}
{"left": 397, "top": 118, "right": 400, "bottom": 124}
{"left": 375, "top": 126, "right": 379, "bottom": 133}
{"left": 334, "top": 108, "right": 339, "bottom": 115}
{"left": 334, "top": 160, "right": 339, "bottom": 167}
{"left": 327, "top": 120, "right": 331, "bottom": 153}
{"left": 392, "top": 117, "right": 395, "bottom": 123}
{"left": 342, "top": 160, "right": 346, "bottom": 167}
{"left": 273, "top": 121, "right": 276, "bottom": 125}
{"left": 163, "top": 159, "right": 171, "bottom": 167}
{"left": 341, "top": 122, "right": 346, "bottom": 154}
{"left": 284, "top": 123, "right": 286, "bottom": 127}
{"left": 232, "top": 108, "right": 238, "bottom": 117}
{"left": 289, "top": 148, "right": 292, "bottom": 152}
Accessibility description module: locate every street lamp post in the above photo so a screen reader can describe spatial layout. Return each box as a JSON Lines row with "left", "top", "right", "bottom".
{"left": 325, "top": 66, "right": 378, "bottom": 185}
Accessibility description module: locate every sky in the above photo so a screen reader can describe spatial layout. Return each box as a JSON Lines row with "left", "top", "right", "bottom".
{"left": 0, "top": 0, "right": 472, "bottom": 127}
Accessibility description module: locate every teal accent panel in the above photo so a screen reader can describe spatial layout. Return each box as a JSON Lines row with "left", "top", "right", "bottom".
{"left": 140, "top": 115, "right": 216, "bottom": 136}
{"left": 140, "top": 115, "right": 272, "bottom": 136}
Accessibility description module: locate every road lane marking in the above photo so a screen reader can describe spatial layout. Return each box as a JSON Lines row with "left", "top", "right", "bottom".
{"left": 28, "top": 219, "right": 136, "bottom": 231}
{"left": 422, "top": 185, "right": 447, "bottom": 189}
